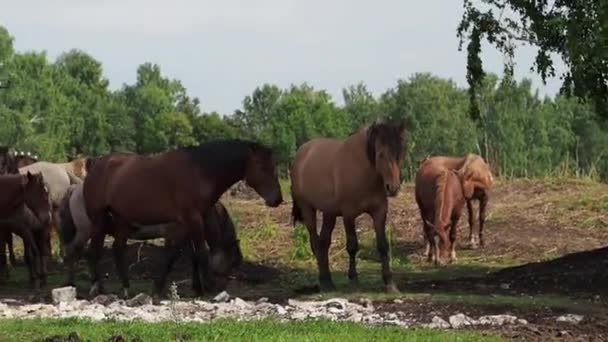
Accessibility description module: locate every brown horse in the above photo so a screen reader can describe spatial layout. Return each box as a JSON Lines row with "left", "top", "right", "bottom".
{"left": 423, "top": 154, "right": 493, "bottom": 248}
{"left": 0, "top": 172, "right": 51, "bottom": 288}
{"left": 58, "top": 182, "right": 242, "bottom": 296}
{"left": 290, "top": 118, "right": 407, "bottom": 292}
{"left": 83, "top": 139, "right": 282, "bottom": 299}
{"left": 415, "top": 159, "right": 471, "bottom": 265}
{"left": 2, "top": 150, "right": 39, "bottom": 267}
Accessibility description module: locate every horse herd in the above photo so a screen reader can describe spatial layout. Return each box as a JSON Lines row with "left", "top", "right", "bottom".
{"left": 0, "top": 118, "right": 493, "bottom": 300}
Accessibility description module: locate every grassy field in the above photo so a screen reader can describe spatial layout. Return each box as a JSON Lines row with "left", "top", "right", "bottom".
{"left": 0, "top": 318, "right": 504, "bottom": 342}
{"left": 1, "top": 178, "right": 607, "bottom": 340}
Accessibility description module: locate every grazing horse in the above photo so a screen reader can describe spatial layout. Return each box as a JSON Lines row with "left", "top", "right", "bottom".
{"left": 83, "top": 139, "right": 282, "bottom": 299}
{"left": 415, "top": 159, "right": 471, "bottom": 265}
{"left": 422, "top": 154, "right": 493, "bottom": 248}
{"left": 290, "top": 118, "right": 407, "bottom": 292}
{"left": 0, "top": 172, "right": 51, "bottom": 288}
{"left": 58, "top": 183, "right": 242, "bottom": 295}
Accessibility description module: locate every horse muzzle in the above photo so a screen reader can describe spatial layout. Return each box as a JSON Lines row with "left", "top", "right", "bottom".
{"left": 384, "top": 183, "right": 400, "bottom": 197}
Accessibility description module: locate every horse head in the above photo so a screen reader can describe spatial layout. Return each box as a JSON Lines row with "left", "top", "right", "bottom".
{"left": 366, "top": 117, "right": 407, "bottom": 197}
{"left": 243, "top": 142, "right": 283, "bottom": 207}
{"left": 21, "top": 171, "right": 51, "bottom": 226}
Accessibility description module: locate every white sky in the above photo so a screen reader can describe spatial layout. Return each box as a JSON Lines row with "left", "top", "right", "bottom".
{"left": 1, "top": 0, "right": 565, "bottom": 113}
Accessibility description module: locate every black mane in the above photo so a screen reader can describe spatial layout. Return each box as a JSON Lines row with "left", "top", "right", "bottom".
{"left": 365, "top": 120, "right": 405, "bottom": 166}
{"left": 181, "top": 139, "right": 272, "bottom": 179}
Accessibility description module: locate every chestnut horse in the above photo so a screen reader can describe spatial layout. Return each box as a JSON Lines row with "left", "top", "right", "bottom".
{"left": 423, "top": 154, "right": 493, "bottom": 248}
{"left": 83, "top": 139, "right": 282, "bottom": 299}
{"left": 415, "top": 159, "right": 471, "bottom": 265}
{"left": 290, "top": 118, "right": 407, "bottom": 292}
{"left": 58, "top": 182, "right": 242, "bottom": 296}
{"left": 0, "top": 172, "right": 51, "bottom": 288}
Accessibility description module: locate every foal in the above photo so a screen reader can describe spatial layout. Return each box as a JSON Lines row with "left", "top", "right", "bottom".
{"left": 415, "top": 159, "right": 469, "bottom": 266}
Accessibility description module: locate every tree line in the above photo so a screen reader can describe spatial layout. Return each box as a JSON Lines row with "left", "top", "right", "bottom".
{"left": 1, "top": 25, "right": 607, "bottom": 181}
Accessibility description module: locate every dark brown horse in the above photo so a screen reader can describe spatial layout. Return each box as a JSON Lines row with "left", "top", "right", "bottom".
{"left": 2, "top": 150, "right": 40, "bottom": 267}
{"left": 58, "top": 182, "right": 242, "bottom": 296}
{"left": 83, "top": 139, "right": 282, "bottom": 298}
{"left": 0, "top": 172, "right": 51, "bottom": 288}
{"left": 290, "top": 118, "right": 407, "bottom": 292}
{"left": 415, "top": 159, "right": 470, "bottom": 266}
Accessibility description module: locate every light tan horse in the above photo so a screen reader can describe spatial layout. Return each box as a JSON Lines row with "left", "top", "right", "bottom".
{"left": 290, "top": 118, "right": 407, "bottom": 293}
{"left": 415, "top": 159, "right": 471, "bottom": 265}
{"left": 421, "top": 154, "right": 493, "bottom": 248}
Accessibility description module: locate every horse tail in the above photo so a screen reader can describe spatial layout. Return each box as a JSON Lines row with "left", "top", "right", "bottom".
{"left": 291, "top": 198, "right": 303, "bottom": 227}
{"left": 58, "top": 187, "right": 77, "bottom": 247}
{"left": 434, "top": 169, "right": 449, "bottom": 228}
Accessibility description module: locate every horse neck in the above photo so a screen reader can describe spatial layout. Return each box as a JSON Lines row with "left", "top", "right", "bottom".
{"left": 343, "top": 129, "right": 384, "bottom": 183}
{"left": 205, "top": 168, "right": 246, "bottom": 203}
{"left": 0, "top": 178, "right": 25, "bottom": 216}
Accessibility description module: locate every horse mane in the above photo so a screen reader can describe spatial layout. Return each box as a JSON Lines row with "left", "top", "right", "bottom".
{"left": 434, "top": 168, "right": 449, "bottom": 227}
{"left": 180, "top": 139, "right": 272, "bottom": 179}
{"left": 457, "top": 153, "right": 494, "bottom": 189}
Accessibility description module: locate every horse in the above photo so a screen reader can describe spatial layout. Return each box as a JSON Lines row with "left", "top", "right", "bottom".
{"left": 0, "top": 172, "right": 51, "bottom": 289}
{"left": 17, "top": 157, "right": 90, "bottom": 271}
{"left": 83, "top": 139, "right": 282, "bottom": 299}
{"left": 422, "top": 154, "right": 493, "bottom": 248}
{"left": 290, "top": 118, "right": 407, "bottom": 293}
{"left": 58, "top": 183, "right": 242, "bottom": 296}
{"left": 2, "top": 150, "right": 40, "bottom": 266}
{"left": 415, "top": 159, "right": 471, "bottom": 266}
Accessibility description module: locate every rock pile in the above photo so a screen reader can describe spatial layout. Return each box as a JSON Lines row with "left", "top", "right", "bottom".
{"left": 0, "top": 292, "right": 560, "bottom": 330}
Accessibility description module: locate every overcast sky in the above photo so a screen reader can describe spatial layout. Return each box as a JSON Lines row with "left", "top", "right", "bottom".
{"left": 2, "top": 0, "right": 565, "bottom": 113}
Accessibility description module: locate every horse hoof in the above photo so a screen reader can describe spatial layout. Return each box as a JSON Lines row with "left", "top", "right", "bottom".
{"left": 122, "top": 288, "right": 130, "bottom": 300}
{"left": 152, "top": 294, "right": 162, "bottom": 305}
{"left": 385, "top": 283, "right": 400, "bottom": 294}
{"left": 89, "top": 283, "right": 102, "bottom": 297}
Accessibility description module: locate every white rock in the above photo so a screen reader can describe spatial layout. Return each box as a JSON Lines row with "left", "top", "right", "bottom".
{"left": 477, "top": 314, "right": 519, "bottom": 326}
{"left": 556, "top": 314, "right": 584, "bottom": 324}
{"left": 256, "top": 297, "right": 269, "bottom": 304}
{"left": 127, "top": 293, "right": 153, "bottom": 307}
{"left": 52, "top": 286, "right": 76, "bottom": 304}
{"left": 233, "top": 297, "right": 253, "bottom": 309}
{"left": 449, "top": 313, "right": 476, "bottom": 328}
{"left": 275, "top": 305, "right": 288, "bottom": 315}
{"left": 347, "top": 312, "right": 363, "bottom": 322}
{"left": 426, "top": 316, "right": 450, "bottom": 329}
{"left": 393, "top": 299, "right": 404, "bottom": 304}
{"left": 213, "top": 291, "right": 231, "bottom": 303}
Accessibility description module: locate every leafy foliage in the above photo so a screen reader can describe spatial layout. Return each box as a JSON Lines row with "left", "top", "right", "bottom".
{"left": 457, "top": 0, "right": 608, "bottom": 120}
{"left": 1, "top": 25, "right": 608, "bottom": 180}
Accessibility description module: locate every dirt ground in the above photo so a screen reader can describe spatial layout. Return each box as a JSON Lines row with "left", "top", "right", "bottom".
{"left": 2, "top": 178, "right": 608, "bottom": 340}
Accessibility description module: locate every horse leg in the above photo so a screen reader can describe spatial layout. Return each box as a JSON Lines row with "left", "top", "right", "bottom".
{"left": 466, "top": 199, "right": 478, "bottom": 249}
{"left": 478, "top": 195, "right": 488, "bottom": 248}
{"left": 449, "top": 219, "right": 458, "bottom": 263}
{"left": 33, "top": 229, "right": 48, "bottom": 287}
{"left": 20, "top": 228, "right": 41, "bottom": 290}
{"left": 343, "top": 216, "right": 359, "bottom": 288}
{"left": 300, "top": 205, "right": 320, "bottom": 258}
{"left": 189, "top": 240, "right": 203, "bottom": 297}
{"left": 0, "top": 229, "right": 8, "bottom": 281}
{"left": 7, "top": 233, "right": 17, "bottom": 267}
{"left": 423, "top": 221, "right": 434, "bottom": 263}
{"left": 111, "top": 226, "right": 131, "bottom": 299}
{"left": 317, "top": 213, "right": 336, "bottom": 291}
{"left": 371, "top": 203, "right": 399, "bottom": 294}
{"left": 86, "top": 230, "right": 106, "bottom": 297}
{"left": 154, "top": 226, "right": 190, "bottom": 301}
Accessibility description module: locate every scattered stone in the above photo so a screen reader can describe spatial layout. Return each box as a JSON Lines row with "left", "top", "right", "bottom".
{"left": 478, "top": 314, "right": 519, "bottom": 326}
{"left": 52, "top": 286, "right": 76, "bottom": 304}
{"left": 449, "top": 313, "right": 476, "bottom": 328}
{"left": 556, "top": 314, "right": 584, "bottom": 324}
{"left": 393, "top": 299, "right": 404, "bottom": 304}
{"left": 499, "top": 283, "right": 511, "bottom": 290}
{"left": 92, "top": 294, "right": 119, "bottom": 306}
{"left": 256, "top": 297, "right": 269, "bottom": 304}
{"left": 275, "top": 305, "right": 288, "bottom": 315}
{"left": 233, "top": 297, "right": 253, "bottom": 309}
{"left": 126, "top": 293, "right": 153, "bottom": 307}
{"left": 213, "top": 291, "right": 230, "bottom": 303}
{"left": 426, "top": 316, "right": 450, "bottom": 329}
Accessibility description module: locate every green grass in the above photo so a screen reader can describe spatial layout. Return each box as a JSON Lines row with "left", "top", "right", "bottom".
{"left": 0, "top": 318, "right": 505, "bottom": 342}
